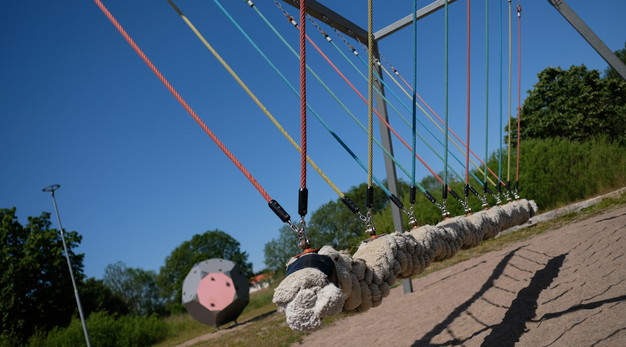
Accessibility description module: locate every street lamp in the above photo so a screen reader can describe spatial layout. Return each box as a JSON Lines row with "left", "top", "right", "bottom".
{"left": 42, "top": 184, "right": 91, "bottom": 347}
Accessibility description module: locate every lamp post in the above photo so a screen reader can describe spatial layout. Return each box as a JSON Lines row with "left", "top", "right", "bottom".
{"left": 42, "top": 184, "right": 91, "bottom": 347}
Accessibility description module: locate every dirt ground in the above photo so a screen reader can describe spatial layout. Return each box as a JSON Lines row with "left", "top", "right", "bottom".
{"left": 297, "top": 205, "right": 626, "bottom": 346}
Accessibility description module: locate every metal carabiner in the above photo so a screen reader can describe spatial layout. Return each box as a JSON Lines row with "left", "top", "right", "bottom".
{"left": 405, "top": 206, "right": 418, "bottom": 228}
{"left": 437, "top": 200, "right": 450, "bottom": 218}
{"left": 363, "top": 208, "right": 376, "bottom": 236}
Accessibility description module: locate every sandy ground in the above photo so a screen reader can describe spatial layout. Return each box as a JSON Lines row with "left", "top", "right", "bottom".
{"left": 297, "top": 205, "right": 626, "bottom": 347}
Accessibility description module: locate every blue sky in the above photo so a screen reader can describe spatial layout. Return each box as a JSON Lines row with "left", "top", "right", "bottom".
{"left": 2, "top": 0, "right": 624, "bottom": 279}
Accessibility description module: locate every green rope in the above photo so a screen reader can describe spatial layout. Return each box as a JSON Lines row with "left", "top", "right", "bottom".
{"left": 498, "top": 0, "right": 503, "bottom": 192}
{"left": 367, "top": 0, "right": 374, "bottom": 190}
{"left": 507, "top": 0, "right": 512, "bottom": 184}
{"left": 443, "top": 0, "right": 449, "bottom": 199}
{"left": 412, "top": 0, "right": 418, "bottom": 191}
{"left": 484, "top": 0, "right": 489, "bottom": 188}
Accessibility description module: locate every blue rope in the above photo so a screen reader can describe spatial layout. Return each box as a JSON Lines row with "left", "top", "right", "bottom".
{"left": 444, "top": 0, "right": 450, "bottom": 193}
{"left": 498, "top": 0, "right": 503, "bottom": 189}
{"left": 484, "top": 0, "right": 489, "bottom": 187}
{"left": 213, "top": 0, "right": 402, "bottom": 195}
{"left": 329, "top": 28, "right": 489, "bottom": 188}
{"left": 412, "top": 0, "right": 418, "bottom": 190}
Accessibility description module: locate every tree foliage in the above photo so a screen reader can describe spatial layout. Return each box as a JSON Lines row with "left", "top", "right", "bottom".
{"left": 103, "top": 262, "right": 165, "bottom": 316}
{"left": 157, "top": 229, "right": 252, "bottom": 310}
{"left": 0, "top": 208, "right": 85, "bottom": 345}
{"left": 516, "top": 137, "right": 626, "bottom": 209}
{"left": 513, "top": 65, "right": 626, "bottom": 144}
{"left": 604, "top": 42, "right": 626, "bottom": 81}
{"left": 263, "top": 225, "right": 300, "bottom": 273}
{"left": 263, "top": 182, "right": 408, "bottom": 272}
{"left": 79, "top": 278, "right": 129, "bottom": 317}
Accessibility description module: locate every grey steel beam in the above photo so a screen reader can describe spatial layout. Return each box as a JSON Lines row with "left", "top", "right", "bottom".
{"left": 547, "top": 0, "right": 626, "bottom": 81}
{"left": 375, "top": 0, "right": 458, "bottom": 41}
{"left": 280, "top": 0, "right": 368, "bottom": 43}
{"left": 282, "top": 0, "right": 404, "bottom": 234}
{"left": 372, "top": 43, "right": 412, "bottom": 293}
{"left": 282, "top": 0, "right": 408, "bottom": 290}
{"left": 372, "top": 42, "right": 405, "bottom": 236}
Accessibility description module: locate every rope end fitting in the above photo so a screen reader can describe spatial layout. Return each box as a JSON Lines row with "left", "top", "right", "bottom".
{"left": 363, "top": 208, "right": 376, "bottom": 237}
{"left": 298, "top": 187, "right": 308, "bottom": 217}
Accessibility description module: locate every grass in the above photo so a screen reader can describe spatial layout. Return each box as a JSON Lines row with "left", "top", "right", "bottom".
{"left": 155, "top": 191, "right": 626, "bottom": 347}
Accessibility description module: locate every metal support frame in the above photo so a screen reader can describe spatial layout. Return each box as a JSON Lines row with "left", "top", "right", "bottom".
{"left": 281, "top": 0, "right": 452, "bottom": 294}
{"left": 375, "top": 0, "right": 458, "bottom": 40}
{"left": 372, "top": 42, "right": 404, "bottom": 237}
{"left": 547, "top": 0, "right": 626, "bottom": 81}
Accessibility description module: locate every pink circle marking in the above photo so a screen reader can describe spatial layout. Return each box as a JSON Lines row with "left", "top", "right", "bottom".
{"left": 197, "top": 272, "right": 236, "bottom": 311}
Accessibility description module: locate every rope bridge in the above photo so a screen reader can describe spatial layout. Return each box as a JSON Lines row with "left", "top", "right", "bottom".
{"left": 92, "top": 0, "right": 528, "bottom": 332}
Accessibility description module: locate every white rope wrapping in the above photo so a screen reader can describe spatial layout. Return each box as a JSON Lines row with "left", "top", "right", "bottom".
{"left": 273, "top": 199, "right": 538, "bottom": 331}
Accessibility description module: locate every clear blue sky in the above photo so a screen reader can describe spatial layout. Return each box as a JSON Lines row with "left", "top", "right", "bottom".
{"left": 2, "top": 0, "right": 624, "bottom": 279}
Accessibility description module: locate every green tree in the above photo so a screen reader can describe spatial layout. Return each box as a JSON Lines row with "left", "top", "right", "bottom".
{"left": 512, "top": 65, "right": 626, "bottom": 144}
{"left": 263, "top": 225, "right": 300, "bottom": 273}
{"left": 604, "top": 42, "right": 626, "bottom": 80}
{"left": 306, "top": 182, "right": 395, "bottom": 250}
{"left": 157, "top": 230, "right": 252, "bottom": 311}
{"left": 79, "top": 277, "right": 129, "bottom": 317}
{"left": 263, "top": 182, "right": 411, "bottom": 273}
{"left": 103, "top": 262, "right": 165, "bottom": 316}
{"left": 0, "top": 208, "right": 85, "bottom": 345}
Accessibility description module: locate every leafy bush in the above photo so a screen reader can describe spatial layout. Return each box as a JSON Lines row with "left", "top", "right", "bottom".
{"left": 517, "top": 137, "right": 626, "bottom": 210}
{"left": 27, "top": 312, "right": 168, "bottom": 347}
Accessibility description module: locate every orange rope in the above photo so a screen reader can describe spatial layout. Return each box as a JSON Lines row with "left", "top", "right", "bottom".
{"left": 92, "top": 0, "right": 272, "bottom": 202}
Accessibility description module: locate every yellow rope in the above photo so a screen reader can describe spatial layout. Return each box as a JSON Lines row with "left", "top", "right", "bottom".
{"left": 379, "top": 64, "right": 497, "bottom": 187}
{"left": 166, "top": 0, "right": 344, "bottom": 198}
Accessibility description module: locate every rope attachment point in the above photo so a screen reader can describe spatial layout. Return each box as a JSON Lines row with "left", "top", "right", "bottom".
{"left": 364, "top": 186, "right": 376, "bottom": 236}
{"left": 269, "top": 199, "right": 310, "bottom": 250}
{"left": 463, "top": 184, "right": 472, "bottom": 214}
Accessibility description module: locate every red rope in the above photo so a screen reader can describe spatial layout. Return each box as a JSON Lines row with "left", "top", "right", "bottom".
{"left": 396, "top": 73, "right": 505, "bottom": 186}
{"left": 299, "top": 0, "right": 307, "bottom": 190}
{"left": 306, "top": 35, "right": 445, "bottom": 185}
{"left": 465, "top": 0, "right": 471, "bottom": 186}
{"left": 516, "top": 2, "right": 522, "bottom": 182}
{"left": 92, "top": 0, "right": 272, "bottom": 202}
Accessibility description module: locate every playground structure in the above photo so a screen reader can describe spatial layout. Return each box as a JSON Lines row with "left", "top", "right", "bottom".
{"left": 182, "top": 258, "right": 250, "bottom": 328}
{"left": 91, "top": 0, "right": 624, "bottom": 332}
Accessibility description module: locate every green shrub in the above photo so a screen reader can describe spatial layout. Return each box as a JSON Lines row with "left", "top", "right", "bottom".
{"left": 517, "top": 137, "right": 626, "bottom": 210}
{"left": 27, "top": 312, "right": 167, "bottom": 347}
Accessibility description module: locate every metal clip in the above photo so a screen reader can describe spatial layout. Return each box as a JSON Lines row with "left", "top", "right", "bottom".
{"left": 503, "top": 189, "right": 512, "bottom": 201}
{"left": 463, "top": 197, "right": 472, "bottom": 214}
{"left": 437, "top": 200, "right": 450, "bottom": 218}
{"left": 494, "top": 193, "right": 503, "bottom": 206}
{"left": 405, "top": 206, "right": 418, "bottom": 228}
{"left": 289, "top": 219, "right": 310, "bottom": 250}
{"left": 363, "top": 208, "right": 376, "bottom": 236}
{"left": 479, "top": 193, "right": 489, "bottom": 208}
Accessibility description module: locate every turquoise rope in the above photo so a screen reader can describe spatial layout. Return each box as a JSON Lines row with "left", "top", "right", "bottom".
{"left": 225, "top": 0, "right": 426, "bottom": 196}
{"left": 328, "top": 28, "right": 487, "bottom": 187}
{"left": 411, "top": 0, "right": 418, "bottom": 190}
{"left": 484, "top": 0, "right": 489, "bottom": 186}
{"left": 444, "top": 0, "right": 450, "bottom": 192}
{"left": 498, "top": 0, "right": 503, "bottom": 188}
{"left": 211, "top": 0, "right": 394, "bottom": 194}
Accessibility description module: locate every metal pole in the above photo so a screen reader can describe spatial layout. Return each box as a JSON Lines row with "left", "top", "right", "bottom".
{"left": 42, "top": 185, "right": 91, "bottom": 347}
{"left": 547, "top": 0, "right": 626, "bottom": 81}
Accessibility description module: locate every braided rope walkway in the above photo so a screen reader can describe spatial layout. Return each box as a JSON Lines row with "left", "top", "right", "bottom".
{"left": 274, "top": 199, "right": 537, "bottom": 331}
